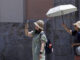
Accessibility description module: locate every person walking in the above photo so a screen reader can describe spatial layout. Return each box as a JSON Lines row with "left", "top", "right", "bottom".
{"left": 25, "top": 20, "right": 47, "bottom": 60}
{"left": 62, "top": 21, "right": 80, "bottom": 55}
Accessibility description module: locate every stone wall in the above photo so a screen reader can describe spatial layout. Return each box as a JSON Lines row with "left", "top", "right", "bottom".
{"left": 0, "top": 20, "right": 54, "bottom": 60}
{"left": 53, "top": 0, "right": 80, "bottom": 60}
{"left": 0, "top": 23, "right": 30, "bottom": 60}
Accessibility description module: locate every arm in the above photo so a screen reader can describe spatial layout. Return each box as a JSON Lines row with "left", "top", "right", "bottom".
{"left": 62, "top": 23, "right": 72, "bottom": 35}
{"left": 39, "top": 34, "right": 47, "bottom": 59}
{"left": 25, "top": 23, "right": 33, "bottom": 37}
{"left": 39, "top": 41, "right": 46, "bottom": 59}
{"left": 72, "top": 43, "right": 80, "bottom": 47}
{"left": 40, "top": 41, "right": 46, "bottom": 53}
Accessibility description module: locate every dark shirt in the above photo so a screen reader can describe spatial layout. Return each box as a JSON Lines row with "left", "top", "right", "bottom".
{"left": 72, "top": 30, "right": 80, "bottom": 43}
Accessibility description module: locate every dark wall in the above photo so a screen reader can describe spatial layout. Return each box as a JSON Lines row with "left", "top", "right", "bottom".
{"left": 0, "top": 23, "right": 32, "bottom": 60}
{"left": 53, "top": 0, "right": 79, "bottom": 60}
{"left": 0, "top": 20, "right": 55, "bottom": 60}
{"left": 0, "top": 18, "right": 76, "bottom": 60}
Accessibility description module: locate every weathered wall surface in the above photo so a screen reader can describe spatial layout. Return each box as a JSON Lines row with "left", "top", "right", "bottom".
{"left": 53, "top": 0, "right": 79, "bottom": 60}
{"left": 0, "top": 20, "right": 54, "bottom": 60}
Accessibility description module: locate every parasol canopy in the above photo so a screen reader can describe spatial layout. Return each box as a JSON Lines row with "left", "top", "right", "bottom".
{"left": 46, "top": 4, "right": 77, "bottom": 17}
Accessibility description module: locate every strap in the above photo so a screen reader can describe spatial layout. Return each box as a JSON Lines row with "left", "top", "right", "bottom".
{"left": 39, "top": 31, "right": 43, "bottom": 40}
{"left": 39, "top": 31, "right": 45, "bottom": 41}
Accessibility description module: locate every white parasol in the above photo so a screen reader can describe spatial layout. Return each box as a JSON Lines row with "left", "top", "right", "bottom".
{"left": 46, "top": 4, "right": 77, "bottom": 17}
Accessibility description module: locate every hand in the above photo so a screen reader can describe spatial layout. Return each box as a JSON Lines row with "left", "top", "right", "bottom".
{"left": 72, "top": 43, "right": 80, "bottom": 47}
{"left": 39, "top": 54, "right": 42, "bottom": 60}
{"left": 62, "top": 23, "right": 67, "bottom": 28}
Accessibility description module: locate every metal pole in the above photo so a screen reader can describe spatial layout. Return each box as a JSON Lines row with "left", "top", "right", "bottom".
{"left": 62, "top": 15, "right": 64, "bottom": 23}
{"left": 61, "top": 11, "right": 64, "bottom": 23}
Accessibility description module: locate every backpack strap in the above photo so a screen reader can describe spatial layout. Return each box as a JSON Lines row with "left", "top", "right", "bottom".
{"left": 39, "top": 31, "right": 44, "bottom": 39}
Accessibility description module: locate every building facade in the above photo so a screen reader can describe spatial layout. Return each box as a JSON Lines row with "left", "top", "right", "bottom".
{"left": 0, "top": 0, "right": 80, "bottom": 60}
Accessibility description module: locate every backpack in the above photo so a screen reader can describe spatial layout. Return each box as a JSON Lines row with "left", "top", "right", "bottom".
{"left": 45, "top": 39, "right": 53, "bottom": 54}
{"left": 40, "top": 32, "right": 53, "bottom": 54}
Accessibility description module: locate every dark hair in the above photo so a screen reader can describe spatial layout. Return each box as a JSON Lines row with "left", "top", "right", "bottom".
{"left": 35, "top": 29, "right": 42, "bottom": 34}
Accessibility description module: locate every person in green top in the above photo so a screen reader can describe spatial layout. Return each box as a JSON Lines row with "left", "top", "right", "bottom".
{"left": 25, "top": 20, "right": 47, "bottom": 60}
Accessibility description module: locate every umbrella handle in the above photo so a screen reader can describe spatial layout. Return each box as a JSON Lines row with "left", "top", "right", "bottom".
{"left": 62, "top": 15, "right": 64, "bottom": 24}
{"left": 61, "top": 11, "right": 64, "bottom": 24}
